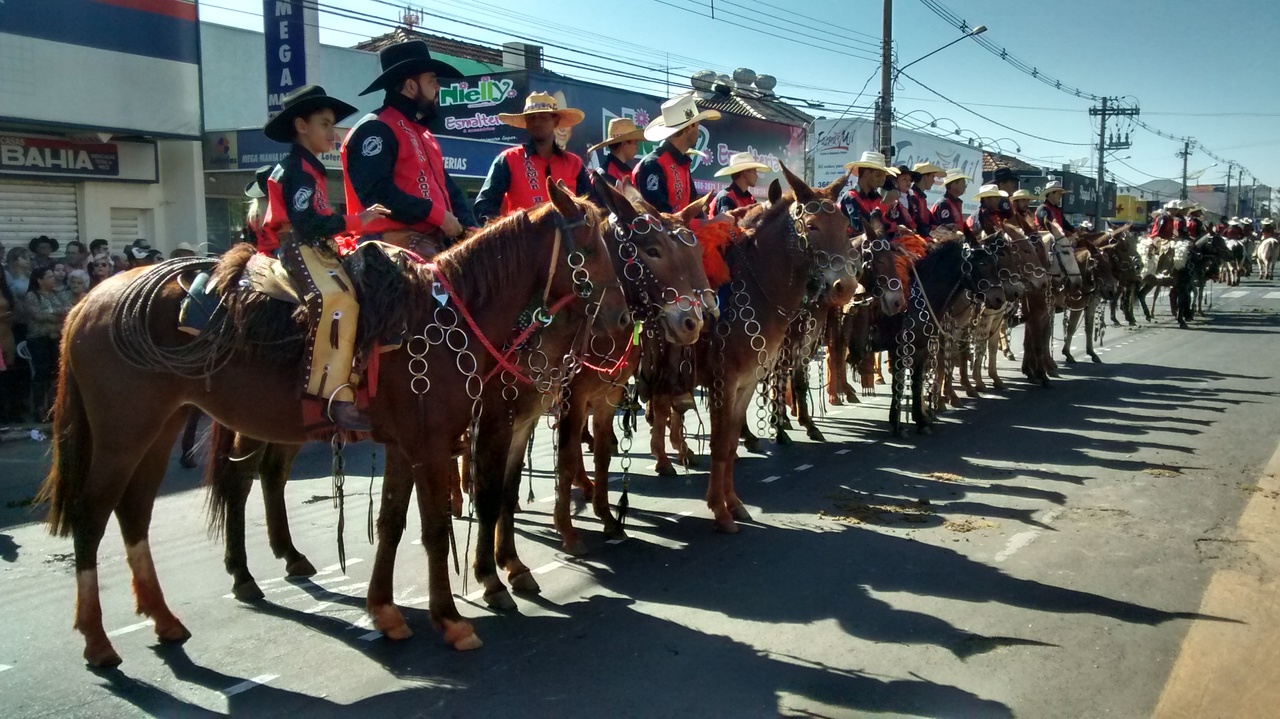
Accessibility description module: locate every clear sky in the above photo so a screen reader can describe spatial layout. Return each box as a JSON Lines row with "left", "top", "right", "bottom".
{"left": 198, "top": 0, "right": 1280, "bottom": 196}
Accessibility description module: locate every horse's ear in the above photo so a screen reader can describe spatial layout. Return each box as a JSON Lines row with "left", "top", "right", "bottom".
{"left": 548, "top": 179, "right": 577, "bottom": 217}
{"left": 679, "top": 192, "right": 713, "bottom": 225}
{"left": 779, "top": 161, "right": 815, "bottom": 202}
{"left": 767, "top": 179, "right": 782, "bottom": 205}
{"left": 823, "top": 171, "right": 852, "bottom": 199}
{"left": 593, "top": 173, "right": 638, "bottom": 223}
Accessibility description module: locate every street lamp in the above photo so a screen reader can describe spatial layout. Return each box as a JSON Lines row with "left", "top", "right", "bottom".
{"left": 878, "top": 12, "right": 986, "bottom": 159}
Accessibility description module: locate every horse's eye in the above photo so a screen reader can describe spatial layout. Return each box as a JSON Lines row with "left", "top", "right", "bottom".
{"left": 644, "top": 247, "right": 661, "bottom": 259}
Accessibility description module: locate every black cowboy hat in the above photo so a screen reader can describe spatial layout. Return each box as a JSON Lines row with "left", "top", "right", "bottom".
{"left": 359, "top": 39, "right": 462, "bottom": 96}
{"left": 28, "top": 235, "right": 58, "bottom": 253}
{"left": 243, "top": 165, "right": 273, "bottom": 199}
{"left": 992, "top": 167, "right": 1018, "bottom": 184}
{"left": 263, "top": 85, "right": 359, "bottom": 143}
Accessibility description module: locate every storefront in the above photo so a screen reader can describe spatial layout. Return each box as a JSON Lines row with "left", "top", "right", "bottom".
{"left": 0, "top": 0, "right": 205, "bottom": 255}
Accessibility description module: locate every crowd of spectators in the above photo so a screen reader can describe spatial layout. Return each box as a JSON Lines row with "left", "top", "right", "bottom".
{"left": 1, "top": 235, "right": 199, "bottom": 424}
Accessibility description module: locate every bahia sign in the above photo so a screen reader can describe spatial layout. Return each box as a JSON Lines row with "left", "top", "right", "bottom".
{"left": 0, "top": 134, "right": 119, "bottom": 177}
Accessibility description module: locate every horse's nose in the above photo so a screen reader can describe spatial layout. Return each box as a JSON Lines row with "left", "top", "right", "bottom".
{"left": 832, "top": 278, "right": 848, "bottom": 297}
{"left": 682, "top": 316, "right": 698, "bottom": 334}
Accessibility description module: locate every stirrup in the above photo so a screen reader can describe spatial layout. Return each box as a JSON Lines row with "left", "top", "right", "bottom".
{"left": 326, "top": 384, "right": 362, "bottom": 423}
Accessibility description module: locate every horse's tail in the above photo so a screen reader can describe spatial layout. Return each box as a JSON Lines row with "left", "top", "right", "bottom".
{"left": 36, "top": 347, "right": 92, "bottom": 537}
{"left": 202, "top": 421, "right": 239, "bottom": 540}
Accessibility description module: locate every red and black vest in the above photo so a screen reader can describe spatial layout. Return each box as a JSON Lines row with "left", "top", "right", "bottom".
{"left": 931, "top": 194, "right": 965, "bottom": 227}
{"left": 340, "top": 104, "right": 451, "bottom": 235}
{"left": 1187, "top": 217, "right": 1205, "bottom": 238}
{"left": 968, "top": 205, "right": 999, "bottom": 234}
{"left": 884, "top": 199, "right": 916, "bottom": 234}
{"left": 908, "top": 186, "right": 934, "bottom": 232}
{"left": 1150, "top": 213, "right": 1174, "bottom": 239}
{"left": 1038, "top": 201, "right": 1067, "bottom": 232}
{"left": 601, "top": 153, "right": 631, "bottom": 186}
{"left": 261, "top": 153, "right": 333, "bottom": 254}
{"left": 1174, "top": 215, "right": 1188, "bottom": 238}
{"left": 714, "top": 184, "right": 756, "bottom": 216}
{"left": 499, "top": 144, "right": 586, "bottom": 215}
{"left": 635, "top": 145, "right": 693, "bottom": 212}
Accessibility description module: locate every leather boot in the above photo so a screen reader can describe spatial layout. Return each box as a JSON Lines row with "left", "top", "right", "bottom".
{"left": 330, "top": 400, "right": 373, "bottom": 432}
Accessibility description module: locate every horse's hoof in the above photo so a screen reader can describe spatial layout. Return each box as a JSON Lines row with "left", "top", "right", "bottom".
{"left": 155, "top": 621, "right": 192, "bottom": 644}
{"left": 806, "top": 426, "right": 825, "bottom": 442}
{"left": 917, "top": 426, "right": 933, "bottom": 436}
{"left": 84, "top": 642, "right": 123, "bottom": 669}
{"left": 713, "top": 516, "right": 740, "bottom": 534}
{"left": 965, "top": 390, "right": 979, "bottom": 398}
{"left": 602, "top": 522, "right": 628, "bottom": 540}
{"left": 441, "top": 619, "right": 482, "bottom": 651}
{"left": 992, "top": 381, "right": 1005, "bottom": 391}
{"left": 562, "top": 537, "right": 589, "bottom": 557}
{"left": 655, "top": 462, "right": 677, "bottom": 477}
{"left": 285, "top": 557, "right": 317, "bottom": 578}
{"left": 232, "top": 579, "right": 265, "bottom": 602}
{"left": 776, "top": 431, "right": 793, "bottom": 447}
{"left": 509, "top": 570, "right": 541, "bottom": 594}
{"left": 372, "top": 605, "right": 413, "bottom": 641}
{"left": 742, "top": 438, "right": 761, "bottom": 453}
{"left": 1064, "top": 355, "right": 1077, "bottom": 364}
{"left": 730, "top": 505, "right": 753, "bottom": 522}
{"left": 829, "top": 396, "right": 842, "bottom": 406}
{"left": 482, "top": 588, "right": 517, "bottom": 611}
{"left": 1089, "top": 353, "right": 1102, "bottom": 364}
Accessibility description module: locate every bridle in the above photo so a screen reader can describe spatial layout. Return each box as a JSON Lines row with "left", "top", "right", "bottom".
{"left": 609, "top": 212, "right": 716, "bottom": 323}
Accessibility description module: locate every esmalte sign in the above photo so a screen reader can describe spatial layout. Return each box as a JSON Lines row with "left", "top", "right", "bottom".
{"left": 0, "top": 134, "right": 119, "bottom": 178}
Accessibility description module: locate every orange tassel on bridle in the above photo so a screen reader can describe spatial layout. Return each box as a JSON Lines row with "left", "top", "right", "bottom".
{"left": 692, "top": 219, "right": 740, "bottom": 288}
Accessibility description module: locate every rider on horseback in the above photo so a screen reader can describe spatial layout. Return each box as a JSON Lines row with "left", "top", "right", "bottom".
{"left": 968, "top": 184, "right": 1008, "bottom": 235}
{"left": 712, "top": 151, "right": 770, "bottom": 216}
{"left": 931, "top": 168, "right": 970, "bottom": 230}
{"left": 907, "top": 161, "right": 943, "bottom": 235}
{"left": 1036, "top": 180, "right": 1075, "bottom": 234}
{"left": 634, "top": 94, "right": 721, "bottom": 213}
{"left": 588, "top": 117, "right": 646, "bottom": 188}
{"left": 839, "top": 151, "right": 895, "bottom": 235}
{"left": 261, "top": 85, "right": 391, "bottom": 431}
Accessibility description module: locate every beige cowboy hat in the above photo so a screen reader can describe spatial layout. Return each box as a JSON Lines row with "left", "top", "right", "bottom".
{"left": 587, "top": 117, "right": 646, "bottom": 153}
{"left": 173, "top": 242, "right": 197, "bottom": 253}
{"left": 912, "top": 161, "right": 944, "bottom": 175}
{"left": 843, "top": 150, "right": 898, "bottom": 174}
{"left": 498, "top": 92, "right": 585, "bottom": 129}
{"left": 1042, "top": 180, "right": 1070, "bottom": 198}
{"left": 1262, "top": 218, "right": 1275, "bottom": 226}
{"left": 1010, "top": 189, "right": 1035, "bottom": 201}
{"left": 714, "top": 151, "right": 771, "bottom": 178}
{"left": 644, "top": 94, "right": 721, "bottom": 142}
{"left": 940, "top": 168, "right": 971, "bottom": 186}
{"left": 973, "top": 184, "right": 1009, "bottom": 201}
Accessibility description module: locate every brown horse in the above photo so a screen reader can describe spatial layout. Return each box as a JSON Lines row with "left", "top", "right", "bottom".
{"left": 37, "top": 179, "right": 629, "bottom": 666}
{"left": 964, "top": 225, "right": 1049, "bottom": 394}
{"left": 1022, "top": 231, "right": 1083, "bottom": 386}
{"left": 469, "top": 183, "right": 714, "bottom": 607}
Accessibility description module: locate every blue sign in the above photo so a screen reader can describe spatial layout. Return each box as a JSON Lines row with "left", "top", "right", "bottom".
{"left": 263, "top": 0, "right": 314, "bottom": 116}
{"left": 437, "top": 136, "right": 508, "bottom": 180}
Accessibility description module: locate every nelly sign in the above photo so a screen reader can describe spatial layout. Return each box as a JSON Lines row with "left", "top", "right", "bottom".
{"left": 263, "top": 0, "right": 320, "bottom": 116}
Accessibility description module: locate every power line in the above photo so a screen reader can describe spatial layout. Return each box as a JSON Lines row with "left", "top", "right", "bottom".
{"left": 643, "top": 0, "right": 882, "bottom": 62}
{"left": 898, "top": 71, "right": 1094, "bottom": 146}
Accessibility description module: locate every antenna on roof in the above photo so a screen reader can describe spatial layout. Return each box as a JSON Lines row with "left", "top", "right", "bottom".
{"left": 401, "top": 6, "right": 420, "bottom": 31}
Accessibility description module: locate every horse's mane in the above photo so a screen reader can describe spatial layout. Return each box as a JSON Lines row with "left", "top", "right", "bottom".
{"left": 741, "top": 193, "right": 794, "bottom": 232}
{"left": 890, "top": 233, "right": 930, "bottom": 289}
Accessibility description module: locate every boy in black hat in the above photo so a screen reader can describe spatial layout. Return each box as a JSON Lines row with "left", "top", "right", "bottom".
{"left": 259, "top": 84, "right": 391, "bottom": 431}
{"left": 29, "top": 235, "right": 58, "bottom": 270}
{"left": 341, "top": 40, "right": 474, "bottom": 256}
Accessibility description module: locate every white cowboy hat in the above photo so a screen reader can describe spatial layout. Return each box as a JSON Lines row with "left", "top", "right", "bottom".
{"left": 940, "top": 168, "right": 971, "bottom": 186}
{"left": 1262, "top": 218, "right": 1275, "bottom": 226}
{"left": 1227, "top": 218, "right": 1241, "bottom": 226}
{"left": 587, "top": 117, "right": 646, "bottom": 154}
{"left": 843, "top": 150, "right": 897, "bottom": 174}
{"left": 714, "top": 151, "right": 771, "bottom": 178}
{"left": 173, "top": 242, "right": 197, "bottom": 253}
{"left": 973, "top": 184, "right": 1009, "bottom": 201}
{"left": 497, "top": 92, "right": 586, "bottom": 129}
{"left": 1042, "top": 180, "right": 1069, "bottom": 198}
{"left": 911, "top": 161, "right": 944, "bottom": 175}
{"left": 643, "top": 94, "right": 721, "bottom": 142}
{"left": 1242, "top": 217, "right": 1254, "bottom": 225}
{"left": 1010, "top": 189, "right": 1035, "bottom": 201}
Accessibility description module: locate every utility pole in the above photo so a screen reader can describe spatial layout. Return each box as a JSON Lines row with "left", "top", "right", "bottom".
{"left": 1089, "top": 97, "right": 1138, "bottom": 223}
{"left": 1224, "top": 164, "right": 1233, "bottom": 218}
{"left": 1176, "top": 139, "right": 1191, "bottom": 201}
{"left": 877, "top": 0, "right": 894, "bottom": 159}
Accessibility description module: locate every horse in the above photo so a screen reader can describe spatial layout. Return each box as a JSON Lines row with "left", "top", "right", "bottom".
{"left": 965, "top": 224, "right": 1047, "bottom": 394}
{"left": 883, "top": 235, "right": 1006, "bottom": 436}
{"left": 842, "top": 230, "right": 926, "bottom": 400}
{"left": 1061, "top": 235, "right": 1121, "bottom": 364}
{"left": 37, "top": 179, "right": 631, "bottom": 666}
{"left": 1107, "top": 228, "right": 1143, "bottom": 327}
{"left": 1257, "top": 236, "right": 1279, "bottom": 280}
{"left": 1021, "top": 230, "right": 1082, "bottom": 386}
{"left": 470, "top": 183, "right": 715, "bottom": 606}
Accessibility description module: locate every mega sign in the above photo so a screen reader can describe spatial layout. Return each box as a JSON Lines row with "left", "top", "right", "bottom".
{"left": 0, "top": 134, "right": 119, "bottom": 177}
{"left": 263, "top": 0, "right": 319, "bottom": 116}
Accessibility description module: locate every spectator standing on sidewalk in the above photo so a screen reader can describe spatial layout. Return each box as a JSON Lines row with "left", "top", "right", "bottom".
{"left": 0, "top": 271, "right": 15, "bottom": 379}
{"left": 89, "top": 255, "right": 113, "bottom": 289}
{"left": 67, "top": 269, "right": 90, "bottom": 305}
{"left": 22, "top": 266, "right": 71, "bottom": 420}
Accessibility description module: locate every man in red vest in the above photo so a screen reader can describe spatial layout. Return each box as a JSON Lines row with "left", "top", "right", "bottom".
{"left": 907, "top": 161, "right": 943, "bottom": 234}
{"left": 839, "top": 151, "right": 894, "bottom": 236}
{"left": 341, "top": 40, "right": 472, "bottom": 257}
{"left": 473, "top": 92, "right": 593, "bottom": 223}
{"left": 931, "top": 168, "right": 971, "bottom": 230}
{"left": 1036, "top": 180, "right": 1076, "bottom": 234}
{"left": 712, "top": 151, "right": 771, "bottom": 216}
{"left": 588, "top": 117, "right": 646, "bottom": 188}
{"left": 634, "top": 94, "right": 721, "bottom": 213}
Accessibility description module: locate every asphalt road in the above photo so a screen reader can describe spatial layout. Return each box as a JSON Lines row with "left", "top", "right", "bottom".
{"left": 2, "top": 278, "right": 1279, "bottom": 718}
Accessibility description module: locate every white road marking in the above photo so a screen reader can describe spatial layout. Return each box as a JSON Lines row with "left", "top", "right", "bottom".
{"left": 318, "top": 558, "right": 363, "bottom": 574}
{"left": 762, "top": 475, "right": 781, "bottom": 484}
{"left": 223, "top": 674, "right": 278, "bottom": 696}
{"left": 1223, "top": 290, "right": 1248, "bottom": 298}
{"left": 795, "top": 464, "right": 813, "bottom": 471}
{"left": 464, "top": 588, "right": 486, "bottom": 602}
{"left": 106, "top": 620, "right": 153, "bottom": 638}
{"left": 663, "top": 510, "right": 694, "bottom": 523}
{"left": 0, "top": 665, "right": 12, "bottom": 673}
{"left": 835, "top": 449, "right": 851, "bottom": 455}
{"left": 605, "top": 538, "right": 627, "bottom": 545}
{"left": 533, "top": 561, "right": 563, "bottom": 575}
{"left": 1265, "top": 291, "right": 1280, "bottom": 300}
{"left": 993, "top": 508, "right": 1064, "bottom": 563}
{"left": 358, "top": 630, "right": 383, "bottom": 642}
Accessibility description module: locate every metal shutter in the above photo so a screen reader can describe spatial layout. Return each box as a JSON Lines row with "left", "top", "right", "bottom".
{"left": 0, "top": 179, "right": 79, "bottom": 247}
{"left": 109, "top": 208, "right": 145, "bottom": 254}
